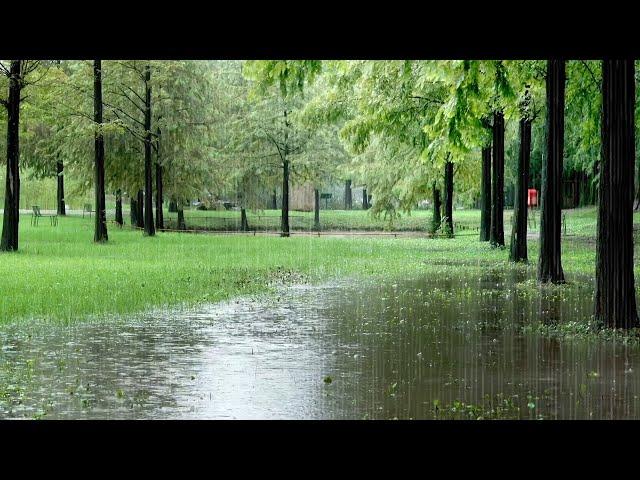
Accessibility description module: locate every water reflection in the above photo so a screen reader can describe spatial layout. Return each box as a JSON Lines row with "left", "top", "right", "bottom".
{"left": 2, "top": 269, "right": 640, "bottom": 419}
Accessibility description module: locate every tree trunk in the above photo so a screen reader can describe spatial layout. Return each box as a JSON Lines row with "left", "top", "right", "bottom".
{"left": 155, "top": 126, "right": 164, "bottom": 230}
{"left": 344, "top": 179, "right": 352, "bottom": 210}
{"left": 115, "top": 189, "right": 123, "bottom": 226}
{"left": 509, "top": 117, "right": 531, "bottom": 262}
{"left": 56, "top": 159, "right": 66, "bottom": 215}
{"left": 1, "top": 61, "right": 22, "bottom": 252}
{"left": 314, "top": 188, "right": 321, "bottom": 231}
{"left": 240, "top": 207, "right": 249, "bottom": 231}
{"left": 168, "top": 199, "right": 178, "bottom": 213}
{"left": 177, "top": 204, "right": 186, "bottom": 230}
{"left": 432, "top": 182, "right": 441, "bottom": 233}
{"left": 363, "top": 187, "right": 369, "bottom": 210}
{"left": 130, "top": 196, "right": 138, "bottom": 227}
{"left": 490, "top": 110, "right": 505, "bottom": 247}
{"left": 444, "top": 160, "right": 454, "bottom": 237}
{"left": 136, "top": 189, "right": 144, "bottom": 229}
{"left": 271, "top": 189, "right": 277, "bottom": 210}
{"left": 93, "top": 60, "right": 108, "bottom": 243}
{"left": 538, "top": 59, "right": 566, "bottom": 284}
{"left": 281, "top": 159, "right": 290, "bottom": 237}
{"left": 595, "top": 59, "right": 639, "bottom": 329}
{"left": 143, "top": 65, "right": 155, "bottom": 236}
{"left": 479, "top": 146, "right": 491, "bottom": 241}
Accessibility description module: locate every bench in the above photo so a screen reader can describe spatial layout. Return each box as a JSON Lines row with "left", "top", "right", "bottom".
{"left": 31, "top": 205, "right": 58, "bottom": 226}
{"left": 83, "top": 203, "right": 94, "bottom": 218}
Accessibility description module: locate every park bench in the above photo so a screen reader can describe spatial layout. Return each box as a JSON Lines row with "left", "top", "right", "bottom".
{"left": 31, "top": 205, "right": 58, "bottom": 226}
{"left": 83, "top": 203, "right": 94, "bottom": 218}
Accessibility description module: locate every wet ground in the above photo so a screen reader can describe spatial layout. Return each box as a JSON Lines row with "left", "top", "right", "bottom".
{"left": 2, "top": 268, "right": 640, "bottom": 419}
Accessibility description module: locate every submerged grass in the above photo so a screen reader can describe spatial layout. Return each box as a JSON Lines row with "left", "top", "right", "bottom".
{"left": 1, "top": 207, "right": 639, "bottom": 325}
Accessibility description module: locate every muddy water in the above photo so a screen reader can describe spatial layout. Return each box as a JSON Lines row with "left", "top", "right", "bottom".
{"left": 2, "top": 269, "right": 640, "bottom": 419}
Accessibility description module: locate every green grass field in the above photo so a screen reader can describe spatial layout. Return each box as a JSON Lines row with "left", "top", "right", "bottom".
{"left": 0, "top": 207, "right": 637, "bottom": 324}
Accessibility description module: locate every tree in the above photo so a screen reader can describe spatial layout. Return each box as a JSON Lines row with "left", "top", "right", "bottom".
{"left": 595, "top": 60, "right": 639, "bottom": 329}
{"left": 490, "top": 110, "right": 505, "bottom": 246}
{"left": 538, "top": 60, "right": 566, "bottom": 284}
{"left": 443, "top": 159, "right": 454, "bottom": 236}
{"left": 142, "top": 64, "right": 155, "bottom": 236}
{"left": 479, "top": 129, "right": 491, "bottom": 241}
{"left": 93, "top": 60, "right": 108, "bottom": 243}
{"left": 1, "top": 60, "right": 41, "bottom": 252}
{"left": 344, "top": 179, "right": 352, "bottom": 209}
{"left": 509, "top": 112, "right": 531, "bottom": 262}
{"left": 243, "top": 60, "right": 326, "bottom": 237}
{"left": 431, "top": 181, "right": 441, "bottom": 233}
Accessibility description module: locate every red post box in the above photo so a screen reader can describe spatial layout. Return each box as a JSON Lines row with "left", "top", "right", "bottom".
{"left": 527, "top": 188, "right": 538, "bottom": 207}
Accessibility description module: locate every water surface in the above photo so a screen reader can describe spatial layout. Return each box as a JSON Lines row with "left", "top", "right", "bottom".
{"left": 2, "top": 268, "right": 639, "bottom": 419}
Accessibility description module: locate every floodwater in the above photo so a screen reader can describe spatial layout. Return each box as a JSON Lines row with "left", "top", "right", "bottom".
{"left": 2, "top": 268, "right": 640, "bottom": 420}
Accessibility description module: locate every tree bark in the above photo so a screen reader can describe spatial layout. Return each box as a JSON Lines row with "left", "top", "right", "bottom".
{"left": 595, "top": 59, "right": 639, "bottom": 329}
{"left": 490, "top": 111, "right": 505, "bottom": 247}
{"left": 281, "top": 159, "right": 290, "bottom": 237}
{"left": 479, "top": 146, "right": 491, "bottom": 241}
{"left": 538, "top": 59, "right": 566, "bottom": 283}
{"left": 155, "top": 126, "right": 164, "bottom": 230}
{"left": 509, "top": 117, "right": 531, "bottom": 262}
{"left": 1, "top": 61, "right": 22, "bottom": 252}
{"left": 314, "top": 188, "right": 321, "bottom": 231}
{"left": 136, "top": 189, "right": 144, "bottom": 229}
{"left": 115, "top": 189, "right": 123, "bottom": 226}
{"left": 143, "top": 65, "right": 155, "bottom": 236}
{"left": 432, "top": 182, "right": 441, "bottom": 233}
{"left": 271, "top": 189, "right": 277, "bottom": 210}
{"left": 56, "top": 159, "right": 66, "bottom": 215}
{"left": 240, "top": 207, "right": 249, "bottom": 231}
{"left": 344, "top": 179, "right": 352, "bottom": 210}
{"left": 444, "top": 160, "right": 454, "bottom": 237}
{"left": 130, "top": 196, "right": 138, "bottom": 227}
{"left": 93, "top": 60, "right": 108, "bottom": 243}
{"left": 362, "top": 187, "right": 369, "bottom": 210}
{"left": 177, "top": 204, "right": 186, "bottom": 230}
{"left": 168, "top": 199, "right": 177, "bottom": 213}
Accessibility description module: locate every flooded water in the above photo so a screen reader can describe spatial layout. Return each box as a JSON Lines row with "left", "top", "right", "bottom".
{"left": 2, "top": 268, "right": 640, "bottom": 419}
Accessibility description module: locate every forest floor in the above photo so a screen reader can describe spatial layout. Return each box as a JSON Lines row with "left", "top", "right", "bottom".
{"left": 0, "top": 207, "right": 638, "bottom": 324}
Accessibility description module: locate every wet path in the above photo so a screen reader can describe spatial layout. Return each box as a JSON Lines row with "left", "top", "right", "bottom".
{"left": 2, "top": 269, "right": 640, "bottom": 419}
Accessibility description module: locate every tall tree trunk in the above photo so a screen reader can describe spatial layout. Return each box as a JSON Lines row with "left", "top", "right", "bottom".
{"left": 444, "top": 160, "right": 454, "bottom": 237}
{"left": 479, "top": 146, "right": 491, "bottom": 241}
{"left": 595, "top": 59, "right": 639, "bottom": 329}
{"left": 271, "top": 189, "right": 277, "bottom": 210}
{"left": 115, "top": 189, "right": 123, "bottom": 226}
{"left": 1, "top": 61, "right": 22, "bottom": 252}
{"left": 281, "top": 159, "right": 290, "bottom": 237}
{"left": 93, "top": 60, "right": 108, "bottom": 243}
{"left": 490, "top": 111, "right": 505, "bottom": 247}
{"left": 432, "top": 182, "right": 441, "bottom": 233}
{"left": 314, "top": 188, "right": 321, "bottom": 231}
{"left": 538, "top": 59, "right": 566, "bottom": 283}
{"left": 177, "top": 204, "right": 186, "bottom": 231}
{"left": 143, "top": 65, "right": 155, "bottom": 236}
{"left": 240, "top": 208, "right": 249, "bottom": 231}
{"left": 363, "top": 187, "right": 369, "bottom": 210}
{"left": 509, "top": 117, "right": 531, "bottom": 262}
{"left": 130, "top": 196, "right": 138, "bottom": 227}
{"left": 344, "top": 179, "right": 352, "bottom": 210}
{"left": 155, "top": 126, "right": 164, "bottom": 230}
{"left": 56, "top": 159, "right": 66, "bottom": 215}
{"left": 136, "top": 189, "right": 144, "bottom": 229}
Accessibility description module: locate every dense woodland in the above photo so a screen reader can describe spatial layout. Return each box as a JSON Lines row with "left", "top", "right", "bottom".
{"left": 0, "top": 59, "right": 638, "bottom": 328}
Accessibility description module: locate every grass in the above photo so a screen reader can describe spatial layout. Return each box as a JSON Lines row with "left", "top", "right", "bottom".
{"left": 1, "top": 206, "right": 639, "bottom": 325}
